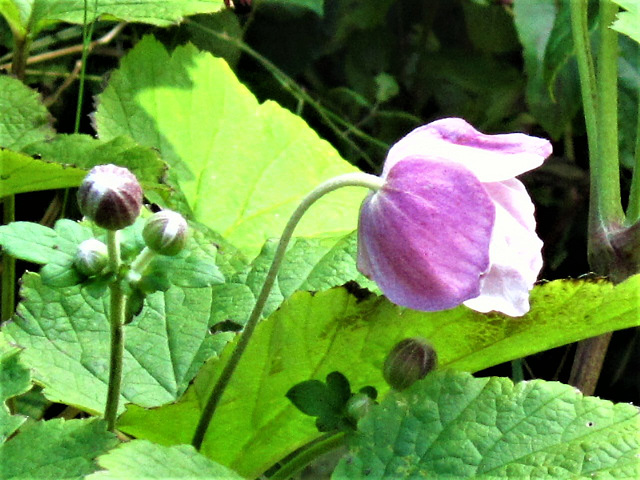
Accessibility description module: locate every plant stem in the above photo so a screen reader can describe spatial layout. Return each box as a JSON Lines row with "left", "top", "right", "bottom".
{"left": 569, "top": 0, "right": 621, "bottom": 396}
{"left": 1, "top": 196, "right": 16, "bottom": 322}
{"left": 568, "top": 332, "right": 612, "bottom": 396}
{"left": 627, "top": 45, "right": 640, "bottom": 224}
{"left": 593, "top": 0, "right": 623, "bottom": 226}
{"left": 191, "top": 172, "right": 383, "bottom": 450}
{"left": 269, "top": 432, "right": 347, "bottom": 480}
{"left": 570, "top": 0, "right": 599, "bottom": 168}
{"left": 510, "top": 358, "right": 524, "bottom": 383}
{"left": 74, "top": 0, "right": 96, "bottom": 133}
{"left": 104, "top": 230, "right": 125, "bottom": 431}
{"left": 11, "top": 34, "right": 30, "bottom": 81}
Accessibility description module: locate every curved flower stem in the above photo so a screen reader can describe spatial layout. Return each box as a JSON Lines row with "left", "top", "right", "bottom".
{"left": 191, "top": 172, "right": 383, "bottom": 450}
{"left": 104, "top": 230, "right": 126, "bottom": 431}
{"left": 269, "top": 432, "right": 347, "bottom": 480}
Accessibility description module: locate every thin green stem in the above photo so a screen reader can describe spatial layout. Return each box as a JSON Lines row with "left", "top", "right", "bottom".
{"left": 594, "top": 0, "right": 623, "bottom": 226}
{"left": 191, "top": 172, "right": 383, "bottom": 450}
{"left": 269, "top": 432, "right": 347, "bottom": 480}
{"left": 127, "top": 246, "right": 157, "bottom": 283}
{"left": 74, "top": 0, "right": 96, "bottom": 133}
{"left": 1, "top": 196, "right": 16, "bottom": 322}
{"left": 104, "top": 230, "right": 125, "bottom": 431}
{"left": 11, "top": 34, "right": 30, "bottom": 81}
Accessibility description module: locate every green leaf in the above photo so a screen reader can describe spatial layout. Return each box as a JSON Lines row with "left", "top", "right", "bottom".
{"left": 286, "top": 371, "right": 352, "bottom": 432}
{"left": 612, "top": 0, "right": 640, "bottom": 44}
{"left": 0, "top": 216, "right": 224, "bottom": 289}
{"left": 21, "top": 134, "right": 169, "bottom": 200}
{"left": 0, "top": 149, "right": 87, "bottom": 197}
{"left": 0, "top": 0, "right": 224, "bottom": 37}
{"left": 0, "top": 75, "right": 53, "bottom": 151}
{"left": 87, "top": 440, "right": 243, "bottom": 480}
{"left": 334, "top": 371, "right": 640, "bottom": 479}
{"left": 238, "top": 231, "right": 377, "bottom": 319}
{"left": 0, "top": 333, "right": 31, "bottom": 442}
{"left": 3, "top": 272, "right": 232, "bottom": 414}
{"left": 513, "top": 0, "right": 581, "bottom": 138}
{"left": 0, "top": 220, "right": 90, "bottom": 286}
{"left": 95, "top": 36, "right": 365, "bottom": 258}
{"left": 277, "top": 0, "right": 324, "bottom": 16}
{"left": 0, "top": 418, "right": 118, "bottom": 479}
{"left": 117, "top": 275, "right": 640, "bottom": 478}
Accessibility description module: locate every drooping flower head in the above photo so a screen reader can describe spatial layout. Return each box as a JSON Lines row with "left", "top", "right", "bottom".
{"left": 357, "top": 118, "right": 552, "bottom": 316}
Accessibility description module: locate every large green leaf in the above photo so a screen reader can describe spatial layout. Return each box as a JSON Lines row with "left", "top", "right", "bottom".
{"left": 95, "top": 36, "right": 365, "bottom": 258}
{"left": 0, "top": 0, "right": 223, "bottom": 37}
{"left": 0, "top": 75, "right": 53, "bottom": 151}
{"left": 3, "top": 272, "right": 231, "bottom": 414}
{"left": 0, "top": 149, "right": 87, "bottom": 197}
{"left": 612, "top": 0, "right": 640, "bottom": 44}
{"left": 334, "top": 370, "right": 640, "bottom": 479}
{"left": 118, "top": 275, "right": 640, "bottom": 478}
{"left": 0, "top": 418, "right": 118, "bottom": 479}
{"left": 87, "top": 440, "right": 243, "bottom": 480}
{"left": 0, "top": 333, "right": 31, "bottom": 442}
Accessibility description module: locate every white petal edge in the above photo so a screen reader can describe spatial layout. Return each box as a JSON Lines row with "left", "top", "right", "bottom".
{"left": 463, "top": 179, "right": 543, "bottom": 316}
{"left": 384, "top": 118, "right": 552, "bottom": 183}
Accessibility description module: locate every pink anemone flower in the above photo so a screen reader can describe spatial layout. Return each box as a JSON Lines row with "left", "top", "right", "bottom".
{"left": 357, "top": 118, "right": 552, "bottom": 317}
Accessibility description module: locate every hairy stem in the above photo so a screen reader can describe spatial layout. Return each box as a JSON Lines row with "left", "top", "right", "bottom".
{"left": 104, "top": 230, "right": 125, "bottom": 431}
{"left": 269, "top": 432, "right": 347, "bottom": 480}
{"left": 191, "top": 172, "right": 383, "bottom": 450}
{"left": 569, "top": 0, "right": 621, "bottom": 395}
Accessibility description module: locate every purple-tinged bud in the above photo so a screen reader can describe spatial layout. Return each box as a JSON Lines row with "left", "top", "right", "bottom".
{"left": 74, "top": 238, "right": 109, "bottom": 276}
{"left": 142, "top": 210, "right": 189, "bottom": 256}
{"left": 383, "top": 338, "right": 437, "bottom": 390}
{"left": 77, "top": 164, "right": 143, "bottom": 231}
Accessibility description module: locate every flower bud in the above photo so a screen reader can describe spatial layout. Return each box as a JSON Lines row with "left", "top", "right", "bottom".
{"left": 74, "top": 238, "right": 109, "bottom": 276}
{"left": 383, "top": 338, "right": 437, "bottom": 390}
{"left": 142, "top": 210, "right": 189, "bottom": 256}
{"left": 77, "top": 164, "right": 143, "bottom": 231}
{"left": 346, "top": 393, "right": 375, "bottom": 424}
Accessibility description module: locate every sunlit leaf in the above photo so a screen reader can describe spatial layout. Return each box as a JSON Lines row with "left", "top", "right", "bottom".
{"left": 0, "top": 418, "right": 117, "bottom": 479}
{"left": 95, "top": 36, "right": 365, "bottom": 258}
{"left": 87, "top": 440, "right": 243, "bottom": 480}
{"left": 334, "top": 371, "right": 640, "bottom": 478}
{"left": 0, "top": 75, "right": 53, "bottom": 151}
{"left": 118, "top": 275, "right": 640, "bottom": 477}
{"left": 0, "top": 333, "right": 31, "bottom": 442}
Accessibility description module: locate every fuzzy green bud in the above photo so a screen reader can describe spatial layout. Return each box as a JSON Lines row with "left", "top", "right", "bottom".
{"left": 142, "top": 210, "right": 189, "bottom": 256}
{"left": 77, "top": 164, "right": 143, "bottom": 231}
{"left": 346, "top": 393, "right": 375, "bottom": 424}
{"left": 383, "top": 338, "right": 437, "bottom": 390}
{"left": 74, "top": 238, "right": 109, "bottom": 276}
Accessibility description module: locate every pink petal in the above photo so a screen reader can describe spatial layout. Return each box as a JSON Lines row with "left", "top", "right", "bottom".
{"left": 358, "top": 157, "right": 495, "bottom": 311}
{"left": 384, "top": 118, "right": 552, "bottom": 183}
{"left": 463, "top": 179, "right": 543, "bottom": 316}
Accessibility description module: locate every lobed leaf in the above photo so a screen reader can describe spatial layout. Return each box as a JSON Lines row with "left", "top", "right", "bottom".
{"left": 0, "top": 418, "right": 117, "bottom": 479}
{"left": 95, "top": 35, "right": 365, "bottom": 258}
{"left": 87, "top": 440, "right": 243, "bottom": 480}
{"left": 334, "top": 371, "right": 640, "bottom": 479}
{"left": 3, "top": 272, "right": 232, "bottom": 414}
{"left": 0, "top": 333, "right": 31, "bottom": 442}
{"left": 0, "top": 75, "right": 53, "bottom": 151}
{"left": 118, "top": 275, "right": 640, "bottom": 477}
